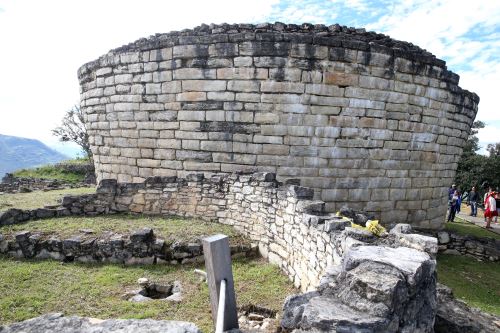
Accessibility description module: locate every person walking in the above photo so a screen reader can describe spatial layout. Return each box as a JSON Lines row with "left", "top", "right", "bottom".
{"left": 495, "top": 191, "right": 500, "bottom": 223}
{"left": 484, "top": 191, "right": 497, "bottom": 229}
{"left": 447, "top": 190, "right": 459, "bottom": 222}
{"left": 456, "top": 190, "right": 462, "bottom": 213}
{"left": 484, "top": 187, "right": 493, "bottom": 222}
{"left": 468, "top": 186, "right": 479, "bottom": 217}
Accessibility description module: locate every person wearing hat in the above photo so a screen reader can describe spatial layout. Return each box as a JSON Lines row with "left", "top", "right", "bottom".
{"left": 484, "top": 190, "right": 498, "bottom": 229}
{"left": 448, "top": 184, "right": 456, "bottom": 201}
{"left": 447, "top": 190, "right": 460, "bottom": 223}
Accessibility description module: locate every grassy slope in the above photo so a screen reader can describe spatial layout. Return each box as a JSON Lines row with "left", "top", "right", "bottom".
{"left": 13, "top": 164, "right": 85, "bottom": 183}
{"left": 445, "top": 218, "right": 500, "bottom": 240}
{"left": 0, "top": 215, "right": 242, "bottom": 244}
{"left": 437, "top": 254, "right": 500, "bottom": 316}
{"left": 0, "top": 187, "right": 96, "bottom": 211}
{"left": 11, "top": 157, "right": 92, "bottom": 183}
{"left": 0, "top": 256, "right": 296, "bottom": 332}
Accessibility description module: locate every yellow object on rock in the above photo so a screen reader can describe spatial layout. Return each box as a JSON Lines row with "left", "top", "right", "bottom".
{"left": 335, "top": 211, "right": 387, "bottom": 237}
{"left": 365, "top": 220, "right": 387, "bottom": 237}
{"left": 348, "top": 219, "right": 388, "bottom": 236}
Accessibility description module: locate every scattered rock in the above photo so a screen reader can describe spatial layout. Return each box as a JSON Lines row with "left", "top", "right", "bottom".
{"left": 390, "top": 223, "right": 413, "bottom": 234}
{"left": 238, "top": 305, "right": 279, "bottom": 333}
{"left": 137, "top": 278, "right": 150, "bottom": 287}
{"left": 437, "top": 231, "right": 450, "bottom": 244}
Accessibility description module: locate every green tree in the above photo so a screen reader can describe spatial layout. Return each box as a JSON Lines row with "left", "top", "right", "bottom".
{"left": 455, "top": 121, "right": 500, "bottom": 196}
{"left": 52, "top": 105, "right": 92, "bottom": 160}
{"left": 486, "top": 142, "right": 500, "bottom": 157}
{"left": 462, "top": 120, "right": 485, "bottom": 156}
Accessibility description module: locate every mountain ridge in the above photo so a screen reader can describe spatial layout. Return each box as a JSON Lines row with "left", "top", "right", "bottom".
{"left": 0, "top": 134, "right": 68, "bottom": 178}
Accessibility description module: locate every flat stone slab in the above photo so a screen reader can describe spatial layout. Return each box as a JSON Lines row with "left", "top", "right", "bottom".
{"left": 342, "top": 245, "right": 435, "bottom": 280}
{"left": 0, "top": 313, "right": 201, "bottom": 333}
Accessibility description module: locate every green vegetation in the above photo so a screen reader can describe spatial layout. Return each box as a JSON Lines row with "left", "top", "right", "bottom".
{"left": 455, "top": 120, "right": 500, "bottom": 197}
{"left": 0, "top": 187, "right": 96, "bottom": 211}
{"left": 0, "top": 215, "right": 242, "bottom": 244}
{"left": 13, "top": 159, "right": 89, "bottom": 183}
{"left": 445, "top": 218, "right": 500, "bottom": 240}
{"left": 437, "top": 254, "right": 500, "bottom": 315}
{"left": 0, "top": 256, "right": 296, "bottom": 331}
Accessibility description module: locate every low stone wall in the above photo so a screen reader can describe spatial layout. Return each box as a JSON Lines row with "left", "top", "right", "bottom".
{"left": 0, "top": 228, "right": 254, "bottom": 265}
{"left": 0, "top": 174, "right": 94, "bottom": 194}
{"left": 0, "top": 172, "right": 438, "bottom": 292}
{"left": 436, "top": 230, "right": 500, "bottom": 262}
{"left": 0, "top": 171, "right": 445, "bottom": 331}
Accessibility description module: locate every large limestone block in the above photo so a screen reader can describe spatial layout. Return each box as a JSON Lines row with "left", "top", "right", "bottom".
{"left": 283, "top": 245, "right": 437, "bottom": 333}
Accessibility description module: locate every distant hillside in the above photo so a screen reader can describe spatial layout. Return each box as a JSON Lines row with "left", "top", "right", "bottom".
{"left": 0, "top": 134, "right": 68, "bottom": 178}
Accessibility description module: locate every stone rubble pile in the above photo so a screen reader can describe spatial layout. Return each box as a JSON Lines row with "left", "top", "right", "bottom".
{"left": 237, "top": 305, "right": 279, "bottom": 333}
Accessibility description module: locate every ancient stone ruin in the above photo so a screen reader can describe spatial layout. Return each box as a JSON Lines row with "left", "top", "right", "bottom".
{"left": 2, "top": 22, "right": 492, "bottom": 333}
{"left": 78, "top": 22, "right": 479, "bottom": 230}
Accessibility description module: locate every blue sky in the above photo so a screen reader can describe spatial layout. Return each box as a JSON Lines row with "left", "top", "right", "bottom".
{"left": 0, "top": 0, "right": 498, "bottom": 156}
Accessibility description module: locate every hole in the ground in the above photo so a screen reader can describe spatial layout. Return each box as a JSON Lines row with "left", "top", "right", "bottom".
{"left": 127, "top": 279, "right": 183, "bottom": 303}
{"left": 140, "top": 283, "right": 173, "bottom": 299}
{"left": 239, "top": 304, "right": 277, "bottom": 318}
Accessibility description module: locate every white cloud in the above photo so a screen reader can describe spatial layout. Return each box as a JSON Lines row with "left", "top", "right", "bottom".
{"left": 366, "top": 0, "right": 500, "bottom": 126}
{"left": 478, "top": 125, "right": 500, "bottom": 144}
{"left": 0, "top": 0, "right": 278, "bottom": 143}
{"left": 0, "top": 0, "right": 498, "bottom": 150}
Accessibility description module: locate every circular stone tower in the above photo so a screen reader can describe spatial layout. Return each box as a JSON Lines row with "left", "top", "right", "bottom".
{"left": 78, "top": 23, "right": 479, "bottom": 229}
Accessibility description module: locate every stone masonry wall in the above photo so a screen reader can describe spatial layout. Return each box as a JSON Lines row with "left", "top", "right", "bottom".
{"left": 78, "top": 23, "right": 479, "bottom": 229}
{"left": 1, "top": 172, "right": 436, "bottom": 292}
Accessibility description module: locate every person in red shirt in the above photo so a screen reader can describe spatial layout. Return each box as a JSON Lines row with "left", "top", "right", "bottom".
{"left": 484, "top": 191, "right": 498, "bottom": 229}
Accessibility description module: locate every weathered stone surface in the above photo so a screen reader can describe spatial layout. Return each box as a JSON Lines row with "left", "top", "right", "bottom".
{"left": 284, "top": 245, "right": 437, "bottom": 333}
{"left": 434, "top": 283, "right": 500, "bottom": 333}
{"left": 0, "top": 313, "right": 201, "bottom": 333}
{"left": 79, "top": 23, "right": 478, "bottom": 230}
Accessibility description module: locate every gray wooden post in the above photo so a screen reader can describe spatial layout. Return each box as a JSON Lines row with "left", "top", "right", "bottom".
{"left": 202, "top": 234, "right": 239, "bottom": 331}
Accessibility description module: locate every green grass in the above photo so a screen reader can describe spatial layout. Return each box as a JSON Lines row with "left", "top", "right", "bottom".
{"left": 13, "top": 160, "right": 88, "bottom": 183}
{"left": 0, "top": 256, "right": 296, "bottom": 331}
{"left": 445, "top": 218, "right": 500, "bottom": 240}
{"left": 437, "top": 254, "right": 500, "bottom": 315}
{"left": 0, "top": 187, "right": 96, "bottom": 211}
{"left": 0, "top": 215, "right": 243, "bottom": 244}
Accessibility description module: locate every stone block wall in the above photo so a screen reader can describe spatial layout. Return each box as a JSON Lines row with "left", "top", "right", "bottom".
{"left": 5, "top": 172, "right": 433, "bottom": 292}
{"left": 78, "top": 23, "right": 479, "bottom": 229}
